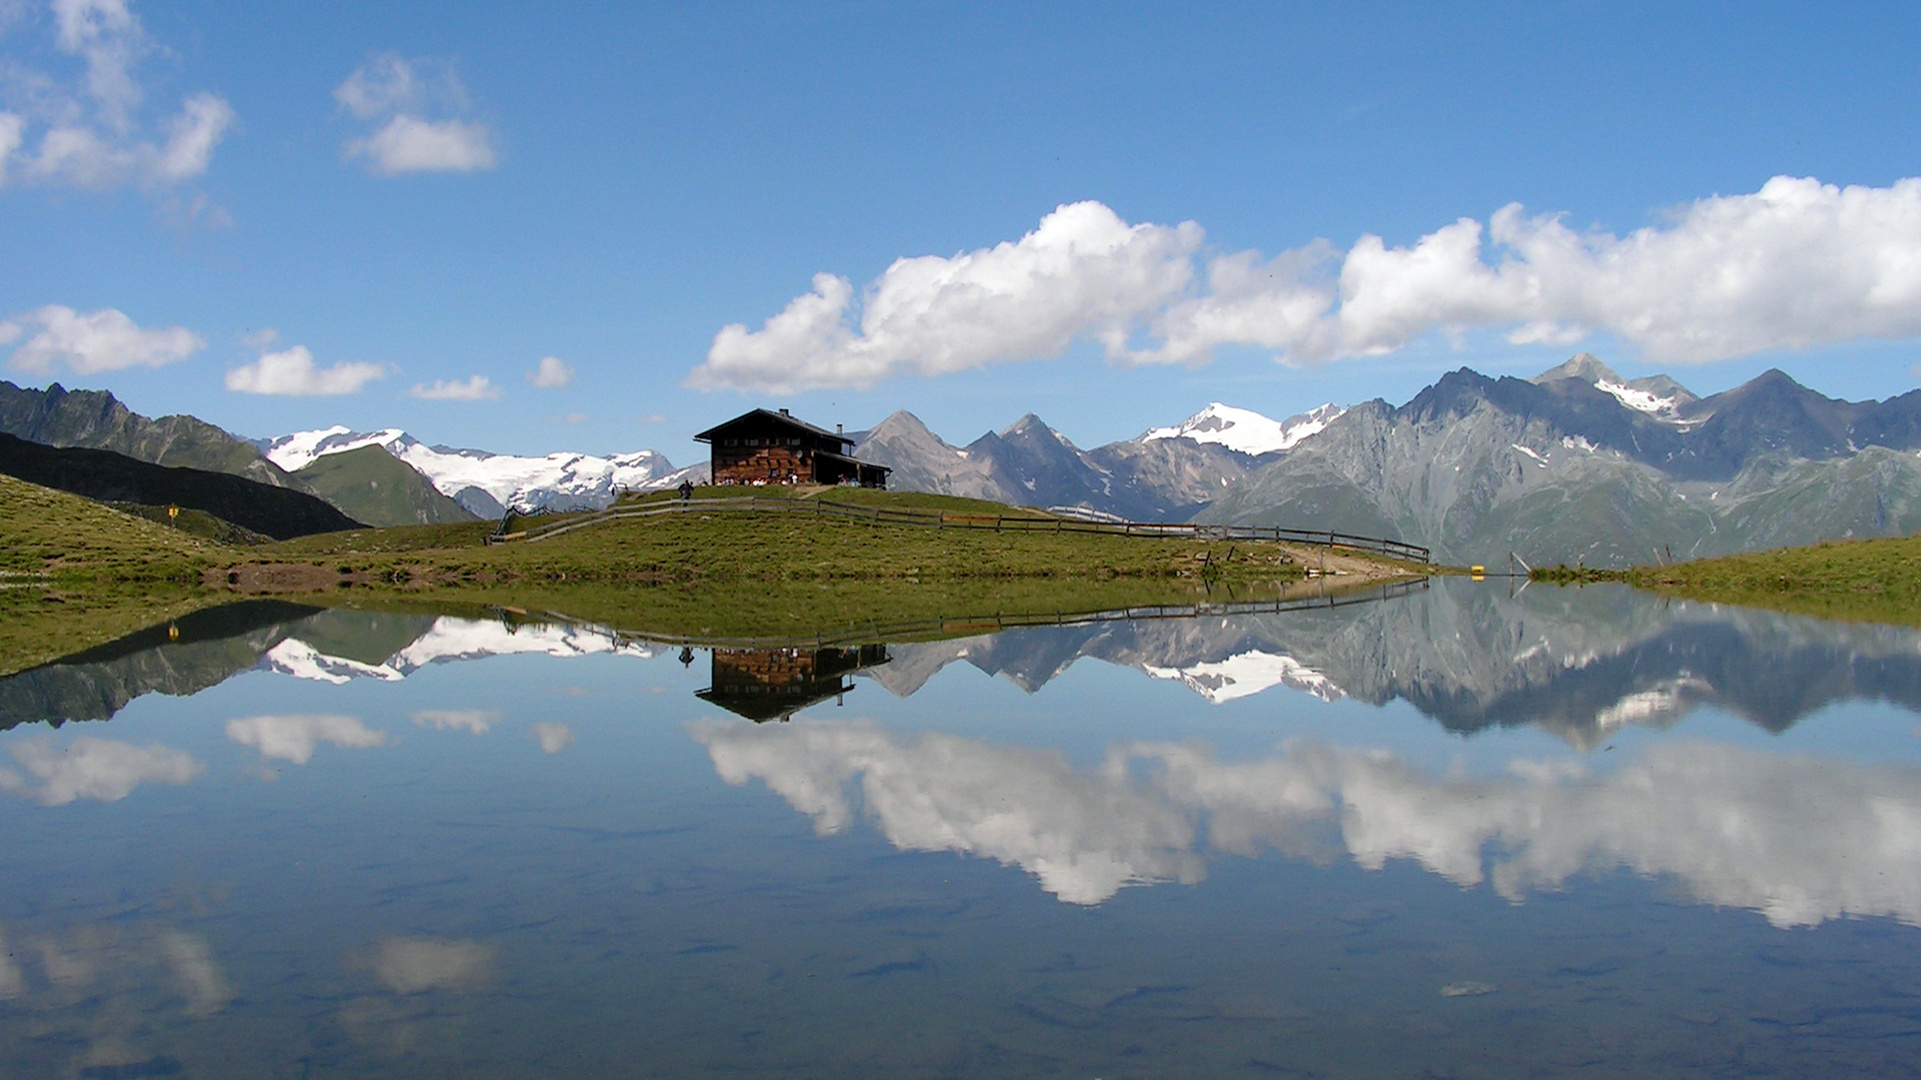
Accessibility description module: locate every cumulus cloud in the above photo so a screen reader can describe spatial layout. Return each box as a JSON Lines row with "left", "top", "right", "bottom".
{"left": 0, "top": 736, "right": 201, "bottom": 805}
{"left": 0, "top": 0, "right": 234, "bottom": 192}
{"left": 335, "top": 54, "right": 495, "bottom": 175}
{"left": 694, "top": 721, "right": 1921, "bottom": 926}
{"left": 693, "top": 177, "right": 1921, "bottom": 391}
{"left": 526, "top": 355, "right": 572, "bottom": 388}
{"left": 2, "top": 304, "right": 201, "bottom": 374}
{"left": 225, "top": 714, "right": 387, "bottom": 765}
{"left": 692, "top": 201, "right": 1203, "bottom": 393}
{"left": 412, "top": 708, "right": 495, "bottom": 734}
{"left": 225, "top": 345, "right": 386, "bottom": 396}
{"left": 528, "top": 721, "right": 574, "bottom": 753}
{"left": 408, "top": 374, "right": 500, "bottom": 401}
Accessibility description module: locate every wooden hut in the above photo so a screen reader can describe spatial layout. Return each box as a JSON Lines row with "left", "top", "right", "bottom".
{"left": 694, "top": 408, "right": 890, "bottom": 488}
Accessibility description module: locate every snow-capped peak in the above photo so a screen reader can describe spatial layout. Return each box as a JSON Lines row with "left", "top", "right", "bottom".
{"left": 264, "top": 426, "right": 409, "bottom": 472}
{"left": 1593, "top": 379, "right": 1678, "bottom": 417}
{"left": 1142, "top": 402, "right": 1343, "bottom": 456}
{"left": 262, "top": 426, "right": 683, "bottom": 513}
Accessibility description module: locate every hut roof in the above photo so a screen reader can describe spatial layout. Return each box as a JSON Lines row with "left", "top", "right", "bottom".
{"left": 694, "top": 408, "right": 850, "bottom": 447}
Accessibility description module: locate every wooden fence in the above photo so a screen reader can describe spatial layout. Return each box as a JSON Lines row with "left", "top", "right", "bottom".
{"left": 490, "top": 495, "right": 1432, "bottom": 563}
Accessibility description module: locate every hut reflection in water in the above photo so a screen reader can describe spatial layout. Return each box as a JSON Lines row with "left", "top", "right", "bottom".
{"left": 695, "top": 644, "right": 891, "bottom": 722}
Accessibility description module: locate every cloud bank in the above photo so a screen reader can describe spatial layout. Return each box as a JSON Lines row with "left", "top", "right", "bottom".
{"left": 225, "top": 345, "right": 386, "bottom": 396}
{"left": 336, "top": 54, "right": 496, "bottom": 175}
{"left": 2, "top": 304, "right": 201, "bottom": 373}
{"left": 692, "top": 177, "right": 1921, "bottom": 392}
{"left": 0, "top": 0, "right": 234, "bottom": 191}
{"left": 693, "top": 721, "right": 1921, "bottom": 927}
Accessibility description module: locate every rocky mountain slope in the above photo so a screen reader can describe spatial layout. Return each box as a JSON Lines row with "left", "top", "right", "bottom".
{"left": 0, "top": 380, "right": 296, "bottom": 488}
{"left": 263, "top": 426, "right": 685, "bottom": 516}
{"left": 854, "top": 402, "right": 1340, "bottom": 520}
{"left": 1199, "top": 355, "right": 1921, "bottom": 566}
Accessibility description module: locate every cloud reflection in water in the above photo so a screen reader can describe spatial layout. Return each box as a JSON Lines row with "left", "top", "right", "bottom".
{"left": 225, "top": 714, "right": 387, "bottom": 764}
{"left": 693, "top": 720, "right": 1921, "bottom": 927}
{"left": 0, "top": 736, "right": 201, "bottom": 805}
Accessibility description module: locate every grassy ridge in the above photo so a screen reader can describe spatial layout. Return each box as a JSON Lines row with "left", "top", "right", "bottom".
{"left": 252, "top": 487, "right": 1316, "bottom": 586}
{"left": 0, "top": 473, "right": 229, "bottom": 579}
{"left": 1624, "top": 534, "right": 1921, "bottom": 626}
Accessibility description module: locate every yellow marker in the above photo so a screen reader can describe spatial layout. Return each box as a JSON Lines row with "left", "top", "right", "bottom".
{"left": 167, "top": 505, "right": 179, "bottom": 519}
{"left": 167, "top": 625, "right": 179, "bottom": 641}
{"left": 1470, "top": 564, "right": 1486, "bottom": 581}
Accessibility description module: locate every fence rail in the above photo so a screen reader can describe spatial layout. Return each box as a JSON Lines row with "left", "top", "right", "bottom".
{"left": 489, "top": 495, "right": 1431, "bottom": 563}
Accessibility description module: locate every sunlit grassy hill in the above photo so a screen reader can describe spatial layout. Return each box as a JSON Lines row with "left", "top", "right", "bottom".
{"left": 0, "top": 473, "right": 230, "bottom": 579}
{"left": 1628, "top": 534, "right": 1921, "bottom": 627}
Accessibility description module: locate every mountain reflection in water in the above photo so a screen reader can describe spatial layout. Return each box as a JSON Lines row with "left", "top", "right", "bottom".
{"left": 8, "top": 581, "right": 1921, "bottom": 1078}
{"left": 7, "top": 581, "right": 1921, "bottom": 747}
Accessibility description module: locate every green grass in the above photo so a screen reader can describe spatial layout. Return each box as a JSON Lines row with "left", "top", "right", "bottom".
{"left": 108, "top": 502, "right": 273, "bottom": 545}
{"left": 247, "top": 493, "right": 1314, "bottom": 587}
{"left": 0, "top": 473, "right": 231, "bottom": 580}
{"left": 1624, "top": 534, "right": 1921, "bottom": 626}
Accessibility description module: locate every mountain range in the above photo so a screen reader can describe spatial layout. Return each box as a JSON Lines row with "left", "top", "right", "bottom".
{"left": 259, "top": 425, "right": 693, "bottom": 517}
{"left": 1198, "top": 355, "right": 1921, "bottom": 564}
{"left": 850, "top": 402, "right": 1342, "bottom": 521}
{"left": 8, "top": 354, "right": 1921, "bottom": 564}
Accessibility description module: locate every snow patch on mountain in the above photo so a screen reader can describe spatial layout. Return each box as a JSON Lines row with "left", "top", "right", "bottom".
{"left": 1143, "top": 402, "right": 1343, "bottom": 456}
{"left": 262, "top": 426, "right": 682, "bottom": 513}
{"left": 1596, "top": 379, "right": 1687, "bottom": 421}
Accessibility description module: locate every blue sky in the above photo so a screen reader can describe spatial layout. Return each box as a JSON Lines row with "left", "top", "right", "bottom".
{"left": 3, "top": 1, "right": 1919, "bottom": 467}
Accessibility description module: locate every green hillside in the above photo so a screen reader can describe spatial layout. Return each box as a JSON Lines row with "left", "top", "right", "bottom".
{"left": 1628, "top": 534, "right": 1921, "bottom": 627}
{"left": 293, "top": 445, "right": 477, "bottom": 527}
{"left": 0, "top": 473, "right": 228, "bottom": 579}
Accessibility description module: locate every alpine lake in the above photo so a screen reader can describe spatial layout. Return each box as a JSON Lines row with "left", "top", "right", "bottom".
{"left": 4, "top": 577, "right": 1921, "bottom": 1079}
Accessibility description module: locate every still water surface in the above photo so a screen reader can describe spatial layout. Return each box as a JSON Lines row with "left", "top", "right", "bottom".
{"left": 3, "top": 580, "right": 1921, "bottom": 1077}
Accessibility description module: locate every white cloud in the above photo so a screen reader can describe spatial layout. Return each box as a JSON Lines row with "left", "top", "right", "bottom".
{"left": 691, "top": 201, "right": 1203, "bottom": 393}
{"left": 694, "top": 177, "right": 1921, "bottom": 391}
{"left": 225, "top": 714, "right": 387, "bottom": 765}
{"left": 527, "top": 355, "right": 572, "bottom": 388}
{"left": 408, "top": 374, "right": 500, "bottom": 401}
{"left": 336, "top": 54, "right": 495, "bottom": 175}
{"left": 333, "top": 53, "right": 424, "bottom": 119}
{"left": 694, "top": 721, "right": 1921, "bottom": 926}
{"left": 0, "top": 1, "right": 234, "bottom": 192}
{"left": 225, "top": 345, "right": 386, "bottom": 396}
{"left": 528, "top": 722, "right": 574, "bottom": 754}
{"left": 346, "top": 116, "right": 494, "bottom": 175}
{"left": 412, "top": 708, "right": 495, "bottom": 734}
{"left": 2, "top": 304, "right": 201, "bottom": 374}
{"left": 0, "top": 736, "right": 201, "bottom": 805}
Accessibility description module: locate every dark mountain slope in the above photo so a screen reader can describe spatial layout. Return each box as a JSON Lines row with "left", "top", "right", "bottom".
{"left": 0, "top": 433, "right": 363, "bottom": 539}
{"left": 0, "top": 380, "right": 298, "bottom": 488}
